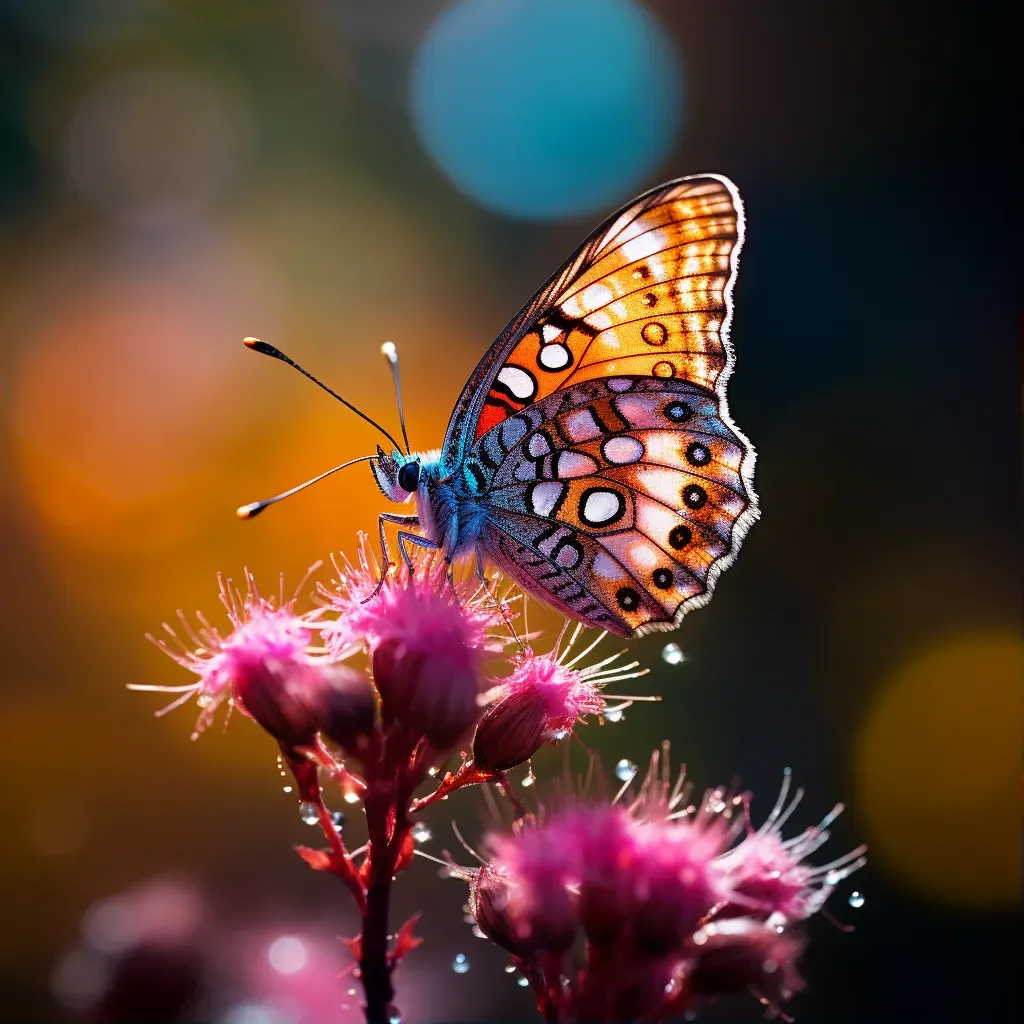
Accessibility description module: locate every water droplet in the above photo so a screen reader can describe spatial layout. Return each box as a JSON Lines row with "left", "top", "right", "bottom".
{"left": 427, "top": 766, "right": 439, "bottom": 776}
{"left": 604, "top": 706, "right": 624, "bottom": 723}
{"left": 330, "top": 810, "right": 346, "bottom": 831}
{"left": 347, "top": 988, "right": 356, "bottom": 996}
{"left": 387, "top": 1012, "right": 402, "bottom": 1024}
{"left": 282, "top": 786, "right": 293, "bottom": 794}
{"left": 298, "top": 801, "right": 319, "bottom": 826}
{"left": 549, "top": 728, "right": 568, "bottom": 741}
{"left": 825, "top": 870, "right": 842, "bottom": 886}
{"left": 344, "top": 791, "right": 360, "bottom": 804}
{"left": 504, "top": 964, "right": 516, "bottom": 973}
{"left": 848, "top": 890, "right": 865, "bottom": 908}
{"left": 662, "top": 642, "right": 685, "bottom": 665}
{"left": 521, "top": 772, "right": 534, "bottom": 787}
{"left": 615, "top": 758, "right": 637, "bottom": 782}
{"left": 411, "top": 822, "right": 432, "bottom": 844}
{"left": 763, "top": 958, "right": 778, "bottom": 974}
{"left": 517, "top": 976, "right": 529, "bottom": 987}
{"left": 452, "top": 953, "right": 470, "bottom": 974}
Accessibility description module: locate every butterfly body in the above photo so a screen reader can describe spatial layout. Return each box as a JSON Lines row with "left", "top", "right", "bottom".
{"left": 371, "top": 174, "right": 758, "bottom": 638}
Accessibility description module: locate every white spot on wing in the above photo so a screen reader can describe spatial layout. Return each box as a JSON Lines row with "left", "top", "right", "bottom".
{"left": 527, "top": 432, "right": 552, "bottom": 458}
{"left": 602, "top": 436, "right": 644, "bottom": 465}
{"left": 580, "top": 283, "right": 614, "bottom": 312}
{"left": 530, "top": 482, "right": 563, "bottom": 517}
{"left": 556, "top": 451, "right": 598, "bottom": 478}
{"left": 541, "top": 324, "right": 561, "bottom": 342}
{"left": 582, "top": 489, "right": 622, "bottom": 525}
{"left": 539, "top": 344, "right": 570, "bottom": 370}
{"left": 497, "top": 366, "right": 535, "bottom": 400}
{"left": 622, "top": 230, "right": 664, "bottom": 263}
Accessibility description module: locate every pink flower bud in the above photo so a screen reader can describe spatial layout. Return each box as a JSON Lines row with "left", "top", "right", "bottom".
{"left": 372, "top": 638, "right": 481, "bottom": 750}
{"left": 232, "top": 655, "right": 323, "bottom": 747}
{"left": 469, "top": 866, "right": 533, "bottom": 958}
{"left": 689, "top": 921, "right": 805, "bottom": 1008}
{"left": 312, "top": 665, "right": 377, "bottom": 755}
{"left": 472, "top": 689, "right": 549, "bottom": 771}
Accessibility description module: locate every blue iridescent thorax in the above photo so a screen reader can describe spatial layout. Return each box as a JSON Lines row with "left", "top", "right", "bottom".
{"left": 370, "top": 447, "right": 488, "bottom": 559}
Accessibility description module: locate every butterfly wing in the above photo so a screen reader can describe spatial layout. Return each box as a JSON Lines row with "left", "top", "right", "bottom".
{"left": 441, "top": 174, "right": 744, "bottom": 468}
{"left": 465, "top": 377, "right": 754, "bottom": 636}
{"left": 443, "top": 173, "right": 756, "bottom": 637}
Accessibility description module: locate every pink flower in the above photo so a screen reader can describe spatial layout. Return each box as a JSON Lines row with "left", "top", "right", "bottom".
{"left": 319, "top": 538, "right": 509, "bottom": 750}
{"left": 133, "top": 569, "right": 373, "bottom": 749}
{"left": 472, "top": 630, "right": 649, "bottom": 771}
{"left": 716, "top": 768, "right": 868, "bottom": 922}
{"left": 458, "top": 752, "right": 864, "bottom": 1021}
{"left": 319, "top": 536, "right": 504, "bottom": 656}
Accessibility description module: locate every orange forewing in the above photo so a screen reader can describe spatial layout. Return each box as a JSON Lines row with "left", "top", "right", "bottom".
{"left": 474, "top": 178, "right": 740, "bottom": 441}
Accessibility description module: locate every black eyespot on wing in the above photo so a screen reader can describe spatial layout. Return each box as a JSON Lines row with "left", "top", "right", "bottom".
{"left": 685, "top": 442, "right": 711, "bottom": 467}
{"left": 616, "top": 587, "right": 641, "bottom": 611}
{"left": 682, "top": 484, "right": 708, "bottom": 510}
{"left": 664, "top": 401, "right": 693, "bottom": 423}
{"left": 669, "top": 524, "right": 692, "bottom": 549}
{"left": 652, "top": 567, "right": 673, "bottom": 589}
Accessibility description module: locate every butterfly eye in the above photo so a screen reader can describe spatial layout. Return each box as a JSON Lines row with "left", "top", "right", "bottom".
{"left": 397, "top": 461, "right": 421, "bottom": 492}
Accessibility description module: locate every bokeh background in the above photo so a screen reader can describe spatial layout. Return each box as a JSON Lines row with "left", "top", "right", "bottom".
{"left": 0, "top": 1, "right": 1018, "bottom": 1021}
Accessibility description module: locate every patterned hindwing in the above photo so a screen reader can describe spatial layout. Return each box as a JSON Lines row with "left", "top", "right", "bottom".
{"left": 474, "top": 377, "right": 757, "bottom": 637}
{"left": 442, "top": 174, "right": 743, "bottom": 459}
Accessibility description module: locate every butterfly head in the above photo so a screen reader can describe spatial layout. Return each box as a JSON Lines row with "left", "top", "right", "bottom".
{"left": 371, "top": 445, "right": 421, "bottom": 502}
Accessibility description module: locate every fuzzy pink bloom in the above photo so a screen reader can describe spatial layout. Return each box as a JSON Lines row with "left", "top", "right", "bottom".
{"left": 472, "top": 632, "right": 649, "bottom": 771}
{"left": 716, "top": 768, "right": 868, "bottom": 922}
{"left": 319, "top": 538, "right": 509, "bottom": 750}
{"left": 133, "top": 570, "right": 371, "bottom": 746}
{"left": 460, "top": 754, "right": 864, "bottom": 1021}
{"left": 319, "top": 537, "right": 504, "bottom": 656}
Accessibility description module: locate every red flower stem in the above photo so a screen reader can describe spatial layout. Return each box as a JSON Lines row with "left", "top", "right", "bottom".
{"left": 494, "top": 770, "right": 527, "bottom": 817}
{"left": 410, "top": 759, "right": 494, "bottom": 812}
{"left": 358, "top": 731, "right": 424, "bottom": 1024}
{"left": 283, "top": 743, "right": 366, "bottom": 910}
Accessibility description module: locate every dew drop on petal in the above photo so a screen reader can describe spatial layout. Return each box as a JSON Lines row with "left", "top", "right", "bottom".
{"left": 521, "top": 772, "right": 534, "bottom": 788}
{"left": 504, "top": 964, "right": 516, "bottom": 973}
{"left": 848, "top": 890, "right": 865, "bottom": 908}
{"left": 604, "top": 707, "right": 624, "bottom": 723}
{"left": 282, "top": 786, "right": 293, "bottom": 794}
{"left": 452, "top": 953, "right": 470, "bottom": 974}
{"left": 330, "top": 811, "right": 346, "bottom": 831}
{"left": 344, "top": 791, "right": 360, "bottom": 804}
{"left": 411, "top": 822, "right": 432, "bottom": 844}
{"left": 662, "top": 643, "right": 685, "bottom": 665}
{"left": 517, "top": 976, "right": 529, "bottom": 987}
{"left": 298, "top": 801, "right": 319, "bottom": 826}
{"left": 615, "top": 758, "right": 637, "bottom": 782}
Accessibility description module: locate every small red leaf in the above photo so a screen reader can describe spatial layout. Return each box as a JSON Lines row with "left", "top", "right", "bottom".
{"left": 394, "top": 829, "right": 416, "bottom": 872}
{"left": 343, "top": 934, "right": 363, "bottom": 962}
{"left": 295, "top": 845, "right": 333, "bottom": 872}
{"left": 391, "top": 913, "right": 424, "bottom": 962}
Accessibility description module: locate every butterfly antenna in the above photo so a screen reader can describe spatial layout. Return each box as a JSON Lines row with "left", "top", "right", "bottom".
{"left": 237, "top": 454, "right": 379, "bottom": 519}
{"left": 243, "top": 338, "right": 404, "bottom": 452}
{"left": 380, "top": 341, "right": 411, "bottom": 454}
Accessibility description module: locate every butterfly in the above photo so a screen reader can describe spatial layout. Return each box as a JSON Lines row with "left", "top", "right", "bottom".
{"left": 242, "top": 174, "right": 757, "bottom": 638}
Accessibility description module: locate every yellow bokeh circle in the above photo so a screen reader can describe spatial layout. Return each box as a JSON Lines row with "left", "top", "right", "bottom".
{"left": 856, "top": 630, "right": 1020, "bottom": 908}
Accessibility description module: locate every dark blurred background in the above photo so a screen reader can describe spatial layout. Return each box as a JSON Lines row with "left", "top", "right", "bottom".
{"left": 0, "top": 1, "right": 1018, "bottom": 1022}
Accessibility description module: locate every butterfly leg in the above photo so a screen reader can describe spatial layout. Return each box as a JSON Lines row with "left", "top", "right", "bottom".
{"left": 363, "top": 512, "right": 421, "bottom": 602}
{"left": 396, "top": 530, "right": 438, "bottom": 572}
